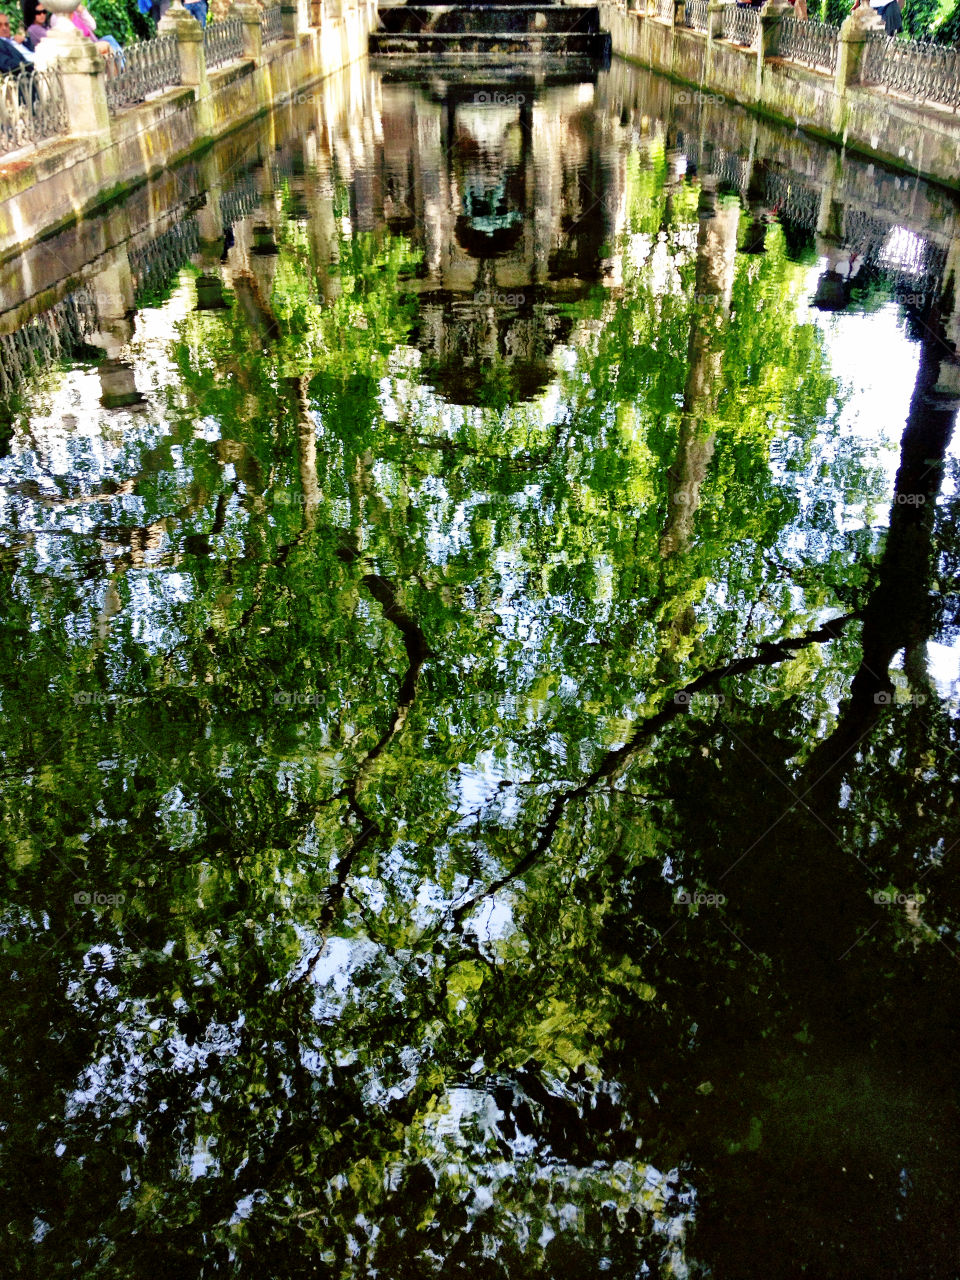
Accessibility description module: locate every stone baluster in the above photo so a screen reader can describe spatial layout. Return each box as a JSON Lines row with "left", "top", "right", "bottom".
{"left": 34, "top": 24, "right": 111, "bottom": 145}
{"left": 704, "top": 0, "right": 724, "bottom": 81}
{"left": 160, "top": 1, "right": 214, "bottom": 139}
{"left": 834, "top": 4, "right": 883, "bottom": 99}
{"left": 757, "top": 0, "right": 791, "bottom": 102}
{"left": 237, "top": 2, "right": 263, "bottom": 59}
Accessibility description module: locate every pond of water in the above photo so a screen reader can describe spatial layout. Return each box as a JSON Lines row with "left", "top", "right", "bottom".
{"left": 1, "top": 57, "right": 960, "bottom": 1280}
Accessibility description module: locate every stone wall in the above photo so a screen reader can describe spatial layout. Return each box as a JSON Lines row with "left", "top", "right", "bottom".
{"left": 600, "top": 2, "right": 960, "bottom": 191}
{"left": 0, "top": 4, "right": 375, "bottom": 265}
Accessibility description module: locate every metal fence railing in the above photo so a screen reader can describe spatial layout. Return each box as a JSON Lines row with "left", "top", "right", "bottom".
{"left": 861, "top": 30, "right": 960, "bottom": 110}
{"left": 219, "top": 172, "right": 260, "bottom": 229}
{"left": 204, "top": 15, "right": 245, "bottom": 70}
{"left": 721, "top": 4, "right": 758, "bottom": 47}
{"left": 683, "top": 0, "right": 708, "bottom": 32}
{"left": 0, "top": 287, "right": 98, "bottom": 403}
{"left": 129, "top": 214, "right": 201, "bottom": 307}
{"left": 777, "top": 15, "right": 839, "bottom": 75}
{"left": 0, "top": 66, "right": 67, "bottom": 157}
{"left": 656, "top": 0, "right": 674, "bottom": 20}
{"left": 261, "top": 5, "right": 284, "bottom": 44}
{"left": 104, "top": 34, "right": 180, "bottom": 113}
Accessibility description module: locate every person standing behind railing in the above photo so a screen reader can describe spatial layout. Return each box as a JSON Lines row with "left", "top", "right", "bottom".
{"left": 873, "top": 0, "right": 902, "bottom": 34}
{"left": 0, "top": 9, "right": 34, "bottom": 65}
{"left": 22, "top": 0, "right": 50, "bottom": 50}
{"left": 183, "top": 0, "right": 207, "bottom": 26}
{"left": 67, "top": 4, "right": 123, "bottom": 54}
{"left": 148, "top": 0, "right": 172, "bottom": 25}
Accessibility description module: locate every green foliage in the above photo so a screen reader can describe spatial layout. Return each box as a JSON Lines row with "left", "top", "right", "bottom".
{"left": 819, "top": 0, "right": 960, "bottom": 37}
{"left": 85, "top": 0, "right": 152, "bottom": 44}
{"left": 817, "top": 0, "right": 852, "bottom": 25}
{"left": 0, "top": 105, "right": 958, "bottom": 1280}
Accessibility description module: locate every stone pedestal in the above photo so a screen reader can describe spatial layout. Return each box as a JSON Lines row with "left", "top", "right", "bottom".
{"left": 757, "top": 0, "right": 792, "bottom": 99}
{"left": 835, "top": 4, "right": 883, "bottom": 95}
{"left": 99, "top": 358, "right": 146, "bottom": 409}
{"left": 160, "top": 2, "right": 214, "bottom": 137}
{"left": 236, "top": 1, "right": 263, "bottom": 59}
{"left": 759, "top": 0, "right": 792, "bottom": 54}
{"left": 35, "top": 25, "right": 111, "bottom": 140}
{"left": 281, "top": 0, "right": 308, "bottom": 39}
{"left": 196, "top": 274, "right": 230, "bottom": 309}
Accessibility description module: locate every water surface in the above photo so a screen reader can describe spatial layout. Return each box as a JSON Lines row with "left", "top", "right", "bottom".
{"left": 1, "top": 59, "right": 960, "bottom": 1280}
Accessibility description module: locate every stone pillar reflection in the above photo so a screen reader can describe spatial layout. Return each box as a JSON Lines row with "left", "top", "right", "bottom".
{"left": 88, "top": 251, "right": 144, "bottom": 409}
{"left": 941, "top": 233, "right": 960, "bottom": 355}
{"left": 196, "top": 151, "right": 230, "bottom": 311}
{"left": 659, "top": 146, "right": 685, "bottom": 234}
{"left": 306, "top": 148, "right": 341, "bottom": 304}
{"left": 660, "top": 177, "right": 740, "bottom": 557}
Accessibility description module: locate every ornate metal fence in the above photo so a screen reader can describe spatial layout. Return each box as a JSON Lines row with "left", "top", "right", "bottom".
{"left": 760, "top": 167, "right": 821, "bottom": 232}
{"left": 860, "top": 30, "right": 960, "bottom": 110}
{"left": 220, "top": 173, "right": 260, "bottom": 229}
{"left": 129, "top": 215, "right": 201, "bottom": 307}
{"left": 0, "top": 287, "right": 99, "bottom": 403}
{"left": 261, "top": 5, "right": 284, "bottom": 44}
{"left": 103, "top": 35, "right": 180, "bottom": 113}
{"left": 713, "top": 144, "right": 750, "bottom": 193}
{"left": 0, "top": 66, "right": 67, "bottom": 157}
{"left": 841, "top": 208, "right": 948, "bottom": 293}
{"left": 721, "top": 5, "right": 758, "bottom": 46}
{"left": 204, "top": 15, "right": 245, "bottom": 70}
{"left": 683, "top": 0, "right": 708, "bottom": 31}
{"left": 656, "top": 0, "right": 674, "bottom": 21}
{"left": 683, "top": 140, "right": 750, "bottom": 193}
{"left": 777, "top": 15, "right": 839, "bottom": 73}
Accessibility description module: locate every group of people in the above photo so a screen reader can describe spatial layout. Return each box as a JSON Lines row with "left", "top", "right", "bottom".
{"left": 0, "top": 0, "right": 210, "bottom": 77}
{"left": 730, "top": 0, "right": 902, "bottom": 30}
{"left": 0, "top": 2, "right": 121, "bottom": 71}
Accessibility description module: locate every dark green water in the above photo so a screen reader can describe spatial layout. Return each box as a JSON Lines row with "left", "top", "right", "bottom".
{"left": 1, "top": 61, "right": 960, "bottom": 1279}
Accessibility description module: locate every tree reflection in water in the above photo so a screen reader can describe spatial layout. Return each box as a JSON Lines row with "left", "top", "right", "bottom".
{"left": 0, "top": 63, "right": 959, "bottom": 1280}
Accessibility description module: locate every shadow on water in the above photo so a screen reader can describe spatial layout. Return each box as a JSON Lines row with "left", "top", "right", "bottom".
{"left": 1, "top": 54, "right": 960, "bottom": 1280}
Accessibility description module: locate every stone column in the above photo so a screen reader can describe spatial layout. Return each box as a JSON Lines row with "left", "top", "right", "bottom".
{"left": 160, "top": 2, "right": 214, "bottom": 138}
{"left": 237, "top": 1, "right": 263, "bottom": 59}
{"left": 834, "top": 4, "right": 883, "bottom": 120}
{"left": 704, "top": 0, "right": 724, "bottom": 82}
{"left": 34, "top": 25, "right": 111, "bottom": 142}
{"left": 281, "top": 0, "right": 308, "bottom": 39}
{"left": 87, "top": 250, "right": 144, "bottom": 408}
{"left": 757, "top": 0, "right": 792, "bottom": 103}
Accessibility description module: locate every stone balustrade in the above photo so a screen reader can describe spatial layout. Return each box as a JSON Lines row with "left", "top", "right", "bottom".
{"left": 1, "top": 0, "right": 302, "bottom": 151}
{"left": 103, "top": 33, "right": 181, "bottom": 113}
{"left": 600, "top": 0, "right": 960, "bottom": 192}
{"left": 0, "top": 66, "right": 68, "bottom": 157}
{"left": 0, "top": 0, "right": 377, "bottom": 263}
